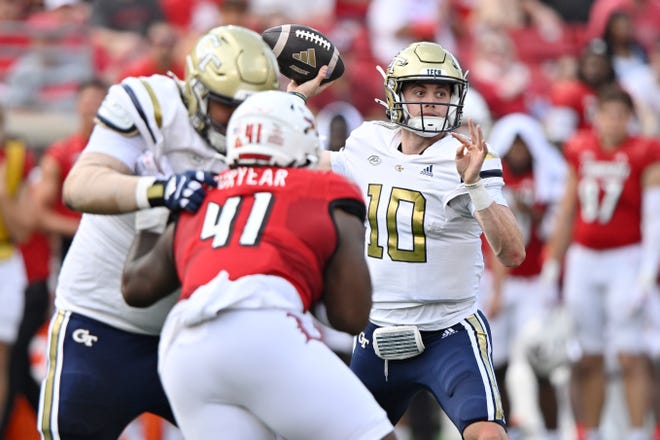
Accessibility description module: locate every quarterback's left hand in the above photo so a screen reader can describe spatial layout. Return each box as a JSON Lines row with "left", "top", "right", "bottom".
{"left": 452, "top": 118, "right": 487, "bottom": 185}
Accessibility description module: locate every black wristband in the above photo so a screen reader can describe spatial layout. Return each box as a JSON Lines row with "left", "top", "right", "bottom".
{"left": 288, "top": 91, "right": 308, "bottom": 104}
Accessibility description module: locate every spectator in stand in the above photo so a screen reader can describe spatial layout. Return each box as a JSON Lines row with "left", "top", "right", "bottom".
{"left": 91, "top": 0, "right": 163, "bottom": 38}
{"left": 0, "top": 10, "right": 93, "bottom": 110}
{"left": 588, "top": 0, "right": 660, "bottom": 54}
{"left": 89, "top": 0, "right": 165, "bottom": 82}
{"left": 117, "top": 22, "right": 184, "bottom": 81}
{"left": 32, "top": 78, "right": 108, "bottom": 264}
{"left": 215, "top": 0, "right": 252, "bottom": 28}
{"left": 161, "top": 0, "right": 252, "bottom": 39}
{"left": 366, "top": 0, "right": 457, "bottom": 67}
{"left": 620, "top": 35, "right": 660, "bottom": 136}
{"left": 537, "top": 0, "right": 592, "bottom": 24}
{"left": 248, "top": 0, "right": 333, "bottom": 31}
{"left": 323, "top": 19, "right": 383, "bottom": 119}
{"left": 27, "top": 0, "right": 90, "bottom": 29}
{"left": 543, "top": 38, "right": 618, "bottom": 146}
{"left": 467, "top": 27, "right": 533, "bottom": 119}
{"left": 470, "top": 0, "right": 564, "bottom": 39}
{"left": 334, "top": 0, "right": 370, "bottom": 22}
{"left": 316, "top": 101, "right": 363, "bottom": 152}
{"left": 0, "top": 0, "right": 31, "bottom": 81}
{"left": 601, "top": 10, "right": 648, "bottom": 82}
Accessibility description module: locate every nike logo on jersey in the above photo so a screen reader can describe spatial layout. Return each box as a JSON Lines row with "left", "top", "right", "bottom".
{"left": 72, "top": 328, "right": 98, "bottom": 347}
{"left": 420, "top": 165, "right": 433, "bottom": 177}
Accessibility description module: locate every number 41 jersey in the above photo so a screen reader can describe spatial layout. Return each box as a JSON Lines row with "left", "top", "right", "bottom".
{"left": 173, "top": 166, "right": 366, "bottom": 312}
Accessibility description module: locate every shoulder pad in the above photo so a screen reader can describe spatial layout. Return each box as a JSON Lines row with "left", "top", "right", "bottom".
{"left": 95, "top": 83, "right": 139, "bottom": 136}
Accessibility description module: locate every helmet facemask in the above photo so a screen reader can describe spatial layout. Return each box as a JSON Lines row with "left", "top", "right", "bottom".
{"left": 394, "top": 82, "right": 465, "bottom": 137}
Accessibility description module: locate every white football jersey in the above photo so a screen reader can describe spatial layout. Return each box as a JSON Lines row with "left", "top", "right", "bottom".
{"left": 331, "top": 121, "right": 506, "bottom": 330}
{"left": 56, "top": 74, "right": 227, "bottom": 335}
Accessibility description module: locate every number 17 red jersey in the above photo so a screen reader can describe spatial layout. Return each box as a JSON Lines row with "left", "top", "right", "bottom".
{"left": 564, "top": 130, "right": 660, "bottom": 249}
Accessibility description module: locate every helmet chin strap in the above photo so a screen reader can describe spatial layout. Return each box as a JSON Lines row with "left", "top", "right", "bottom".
{"left": 406, "top": 116, "right": 448, "bottom": 136}
{"left": 206, "top": 126, "right": 227, "bottom": 154}
{"left": 402, "top": 103, "right": 449, "bottom": 136}
{"left": 204, "top": 114, "right": 229, "bottom": 154}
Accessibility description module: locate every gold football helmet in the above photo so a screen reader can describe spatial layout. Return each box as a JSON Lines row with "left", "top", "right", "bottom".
{"left": 183, "top": 25, "right": 280, "bottom": 153}
{"left": 379, "top": 42, "right": 468, "bottom": 135}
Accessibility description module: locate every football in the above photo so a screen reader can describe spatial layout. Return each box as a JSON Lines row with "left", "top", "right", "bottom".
{"left": 261, "top": 24, "right": 345, "bottom": 85}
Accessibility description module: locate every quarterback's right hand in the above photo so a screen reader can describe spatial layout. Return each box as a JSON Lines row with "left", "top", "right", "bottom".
{"left": 148, "top": 170, "right": 216, "bottom": 213}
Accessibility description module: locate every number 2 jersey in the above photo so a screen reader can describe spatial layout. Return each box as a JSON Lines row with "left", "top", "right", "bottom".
{"left": 564, "top": 130, "right": 660, "bottom": 249}
{"left": 173, "top": 166, "right": 366, "bottom": 315}
{"left": 330, "top": 121, "right": 507, "bottom": 330}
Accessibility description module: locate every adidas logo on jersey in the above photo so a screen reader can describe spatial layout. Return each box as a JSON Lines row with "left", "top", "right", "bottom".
{"left": 420, "top": 165, "right": 433, "bottom": 177}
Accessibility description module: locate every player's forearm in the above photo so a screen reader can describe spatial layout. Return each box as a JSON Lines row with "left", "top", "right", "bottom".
{"left": 63, "top": 153, "right": 142, "bottom": 214}
{"left": 477, "top": 203, "right": 526, "bottom": 267}
{"left": 122, "top": 226, "right": 180, "bottom": 307}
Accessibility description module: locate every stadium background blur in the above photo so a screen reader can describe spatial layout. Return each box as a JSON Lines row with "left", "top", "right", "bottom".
{"left": 0, "top": 0, "right": 658, "bottom": 439}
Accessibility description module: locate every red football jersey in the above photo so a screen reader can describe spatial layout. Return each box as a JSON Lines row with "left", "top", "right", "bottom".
{"left": 174, "top": 166, "right": 365, "bottom": 311}
{"left": 550, "top": 80, "right": 598, "bottom": 131}
{"left": 564, "top": 130, "right": 660, "bottom": 249}
{"left": 500, "top": 168, "right": 545, "bottom": 277}
{"left": 43, "top": 133, "right": 88, "bottom": 221}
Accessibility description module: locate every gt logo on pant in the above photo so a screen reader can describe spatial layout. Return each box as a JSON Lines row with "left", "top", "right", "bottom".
{"left": 73, "top": 328, "right": 98, "bottom": 347}
{"left": 358, "top": 332, "right": 370, "bottom": 349}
